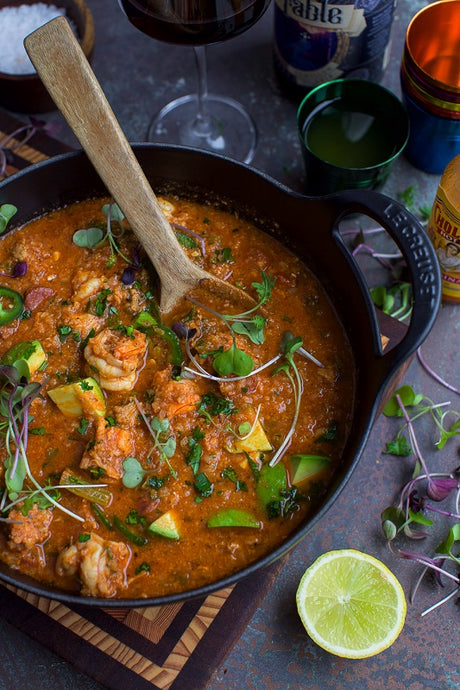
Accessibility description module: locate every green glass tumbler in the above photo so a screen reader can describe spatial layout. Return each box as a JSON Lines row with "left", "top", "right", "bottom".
{"left": 297, "top": 79, "right": 409, "bottom": 195}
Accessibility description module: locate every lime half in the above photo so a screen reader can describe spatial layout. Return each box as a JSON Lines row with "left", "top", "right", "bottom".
{"left": 296, "top": 549, "right": 406, "bottom": 659}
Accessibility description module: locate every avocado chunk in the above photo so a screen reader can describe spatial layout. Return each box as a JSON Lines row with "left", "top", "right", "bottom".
{"left": 148, "top": 510, "right": 180, "bottom": 540}
{"left": 207, "top": 508, "right": 260, "bottom": 528}
{"left": 256, "top": 462, "right": 287, "bottom": 509}
{"left": 290, "top": 454, "right": 330, "bottom": 487}
{"left": 48, "top": 377, "right": 106, "bottom": 418}
{"left": 2, "top": 339, "right": 47, "bottom": 376}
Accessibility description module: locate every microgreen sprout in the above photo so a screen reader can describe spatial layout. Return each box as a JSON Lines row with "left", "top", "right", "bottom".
{"left": 0, "top": 204, "right": 17, "bottom": 235}
{"left": 72, "top": 201, "right": 132, "bottom": 268}
{"left": 122, "top": 456, "right": 145, "bottom": 488}
{"left": 226, "top": 404, "right": 262, "bottom": 441}
{"left": 184, "top": 332, "right": 281, "bottom": 382}
{"left": 186, "top": 271, "right": 275, "bottom": 377}
{"left": 397, "top": 185, "right": 432, "bottom": 223}
{"left": 380, "top": 385, "right": 460, "bottom": 615}
{"left": 133, "top": 398, "right": 177, "bottom": 478}
{"left": 370, "top": 282, "right": 413, "bottom": 322}
{"left": 269, "top": 332, "right": 304, "bottom": 467}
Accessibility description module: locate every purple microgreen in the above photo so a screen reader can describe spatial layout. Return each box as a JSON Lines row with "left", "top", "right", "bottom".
{"left": 353, "top": 243, "right": 401, "bottom": 270}
{"left": 172, "top": 322, "right": 196, "bottom": 340}
{"left": 121, "top": 244, "right": 142, "bottom": 285}
{"left": 396, "top": 395, "right": 431, "bottom": 478}
{"left": 0, "top": 363, "right": 84, "bottom": 522}
{"left": 426, "top": 503, "right": 460, "bottom": 521}
{"left": 12, "top": 261, "right": 27, "bottom": 277}
{"left": 426, "top": 476, "right": 458, "bottom": 502}
{"left": 0, "top": 261, "right": 27, "bottom": 279}
{"left": 121, "top": 266, "right": 136, "bottom": 285}
{"left": 172, "top": 222, "right": 206, "bottom": 256}
{"left": 398, "top": 549, "right": 459, "bottom": 586}
{"left": 0, "top": 119, "right": 60, "bottom": 178}
{"left": 417, "top": 346, "right": 460, "bottom": 396}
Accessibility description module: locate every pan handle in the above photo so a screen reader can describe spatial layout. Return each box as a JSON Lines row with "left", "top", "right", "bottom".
{"left": 329, "top": 188, "right": 441, "bottom": 374}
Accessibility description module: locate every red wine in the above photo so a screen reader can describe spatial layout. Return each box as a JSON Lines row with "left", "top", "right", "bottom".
{"left": 119, "top": 0, "right": 270, "bottom": 46}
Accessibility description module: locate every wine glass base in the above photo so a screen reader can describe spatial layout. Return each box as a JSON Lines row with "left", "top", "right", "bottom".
{"left": 147, "top": 94, "right": 257, "bottom": 164}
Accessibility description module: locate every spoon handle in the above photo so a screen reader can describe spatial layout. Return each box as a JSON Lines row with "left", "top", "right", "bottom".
{"left": 24, "top": 16, "right": 205, "bottom": 311}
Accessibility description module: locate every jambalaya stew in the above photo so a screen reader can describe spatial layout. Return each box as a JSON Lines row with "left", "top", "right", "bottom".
{"left": 0, "top": 195, "right": 355, "bottom": 598}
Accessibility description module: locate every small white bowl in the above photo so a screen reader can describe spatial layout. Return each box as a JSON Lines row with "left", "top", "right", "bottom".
{"left": 0, "top": 0, "right": 94, "bottom": 113}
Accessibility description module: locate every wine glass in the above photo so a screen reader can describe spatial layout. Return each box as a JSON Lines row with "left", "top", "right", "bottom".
{"left": 118, "top": 0, "right": 271, "bottom": 163}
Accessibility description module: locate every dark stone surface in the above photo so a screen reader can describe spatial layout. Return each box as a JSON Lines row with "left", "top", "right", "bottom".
{"left": 0, "top": 0, "right": 459, "bottom": 688}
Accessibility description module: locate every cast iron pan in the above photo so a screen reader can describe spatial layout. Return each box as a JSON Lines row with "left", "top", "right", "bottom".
{"left": 0, "top": 145, "right": 441, "bottom": 607}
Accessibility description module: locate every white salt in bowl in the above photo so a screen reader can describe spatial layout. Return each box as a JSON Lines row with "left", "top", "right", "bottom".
{"left": 0, "top": 0, "right": 94, "bottom": 113}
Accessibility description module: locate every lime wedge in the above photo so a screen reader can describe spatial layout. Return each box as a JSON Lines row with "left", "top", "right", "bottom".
{"left": 296, "top": 549, "right": 406, "bottom": 659}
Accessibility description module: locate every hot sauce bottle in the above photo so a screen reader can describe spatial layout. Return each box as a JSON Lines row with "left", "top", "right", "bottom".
{"left": 427, "top": 154, "right": 460, "bottom": 302}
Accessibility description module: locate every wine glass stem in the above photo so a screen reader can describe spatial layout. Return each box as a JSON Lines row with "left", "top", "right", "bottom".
{"left": 193, "top": 45, "right": 213, "bottom": 137}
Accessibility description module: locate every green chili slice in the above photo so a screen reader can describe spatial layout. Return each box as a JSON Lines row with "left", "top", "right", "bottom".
{"left": 0, "top": 286, "right": 23, "bottom": 325}
{"left": 113, "top": 516, "right": 148, "bottom": 546}
{"left": 91, "top": 503, "right": 113, "bottom": 530}
{"left": 133, "top": 311, "right": 183, "bottom": 366}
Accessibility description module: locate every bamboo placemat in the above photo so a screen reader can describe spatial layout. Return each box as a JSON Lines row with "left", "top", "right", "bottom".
{"left": 0, "top": 108, "right": 284, "bottom": 689}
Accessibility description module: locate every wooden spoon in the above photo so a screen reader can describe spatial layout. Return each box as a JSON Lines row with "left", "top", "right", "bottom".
{"left": 24, "top": 17, "right": 253, "bottom": 313}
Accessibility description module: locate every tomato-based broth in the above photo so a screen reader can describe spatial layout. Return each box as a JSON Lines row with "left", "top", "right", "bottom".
{"left": 0, "top": 196, "right": 355, "bottom": 599}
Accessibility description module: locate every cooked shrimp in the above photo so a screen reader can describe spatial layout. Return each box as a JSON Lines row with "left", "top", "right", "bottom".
{"left": 84, "top": 327, "right": 147, "bottom": 391}
{"left": 80, "top": 416, "right": 134, "bottom": 478}
{"left": 56, "top": 543, "right": 79, "bottom": 577}
{"left": 157, "top": 196, "right": 176, "bottom": 219}
{"left": 56, "top": 533, "right": 131, "bottom": 597}
{"left": 72, "top": 269, "right": 105, "bottom": 302}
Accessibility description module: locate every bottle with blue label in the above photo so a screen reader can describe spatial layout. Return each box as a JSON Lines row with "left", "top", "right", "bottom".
{"left": 274, "top": 0, "right": 396, "bottom": 100}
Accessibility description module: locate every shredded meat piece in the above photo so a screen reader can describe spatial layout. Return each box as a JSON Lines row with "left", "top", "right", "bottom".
{"left": 8, "top": 504, "right": 53, "bottom": 550}
{"left": 65, "top": 313, "right": 101, "bottom": 339}
{"left": 80, "top": 417, "right": 134, "bottom": 479}
{"left": 56, "top": 533, "right": 131, "bottom": 597}
{"left": 151, "top": 367, "right": 201, "bottom": 419}
{"left": 113, "top": 399, "right": 140, "bottom": 428}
